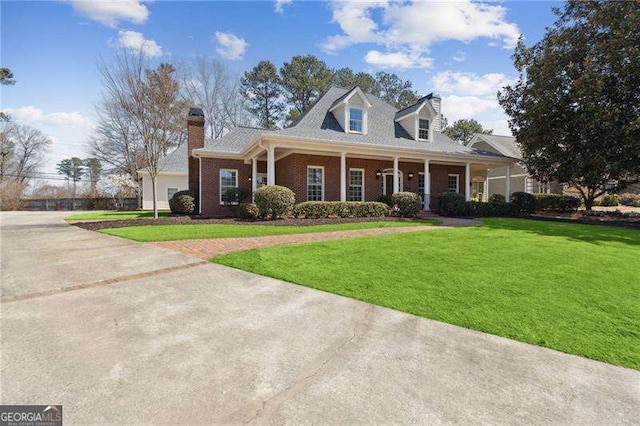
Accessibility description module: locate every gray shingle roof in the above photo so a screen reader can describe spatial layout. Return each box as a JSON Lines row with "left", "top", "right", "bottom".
{"left": 197, "top": 86, "right": 507, "bottom": 160}
{"left": 158, "top": 144, "right": 188, "bottom": 173}
{"left": 471, "top": 134, "right": 521, "bottom": 159}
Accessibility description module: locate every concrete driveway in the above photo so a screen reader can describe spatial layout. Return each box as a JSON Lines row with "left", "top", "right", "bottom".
{"left": 1, "top": 212, "right": 638, "bottom": 424}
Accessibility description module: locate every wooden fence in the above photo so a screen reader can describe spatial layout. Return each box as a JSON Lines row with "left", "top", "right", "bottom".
{"left": 20, "top": 197, "right": 139, "bottom": 211}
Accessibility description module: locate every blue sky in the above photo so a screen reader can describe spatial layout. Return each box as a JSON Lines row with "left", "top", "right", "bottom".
{"left": 1, "top": 0, "right": 560, "bottom": 179}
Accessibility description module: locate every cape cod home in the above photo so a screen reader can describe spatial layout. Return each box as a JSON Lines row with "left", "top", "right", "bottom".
{"left": 466, "top": 133, "right": 563, "bottom": 197}
{"left": 142, "top": 86, "right": 519, "bottom": 215}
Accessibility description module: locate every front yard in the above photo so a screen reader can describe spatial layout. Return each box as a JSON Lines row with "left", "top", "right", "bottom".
{"left": 99, "top": 219, "right": 439, "bottom": 241}
{"left": 213, "top": 218, "right": 640, "bottom": 370}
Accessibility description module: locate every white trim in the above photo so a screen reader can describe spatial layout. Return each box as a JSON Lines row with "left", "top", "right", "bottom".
{"left": 198, "top": 156, "right": 202, "bottom": 215}
{"left": 448, "top": 173, "right": 460, "bottom": 193}
{"left": 219, "top": 168, "right": 238, "bottom": 205}
{"left": 306, "top": 165, "right": 325, "bottom": 201}
{"left": 340, "top": 152, "right": 347, "bottom": 202}
{"left": 394, "top": 100, "right": 438, "bottom": 123}
{"left": 328, "top": 87, "right": 372, "bottom": 112}
{"left": 348, "top": 168, "right": 365, "bottom": 202}
{"left": 195, "top": 135, "right": 517, "bottom": 168}
{"left": 347, "top": 107, "right": 364, "bottom": 134}
{"left": 487, "top": 173, "right": 528, "bottom": 180}
{"left": 382, "top": 168, "right": 403, "bottom": 195}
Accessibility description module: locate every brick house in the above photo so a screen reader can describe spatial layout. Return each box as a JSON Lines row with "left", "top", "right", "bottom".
{"left": 467, "top": 133, "right": 563, "bottom": 198}
{"left": 185, "top": 86, "right": 517, "bottom": 216}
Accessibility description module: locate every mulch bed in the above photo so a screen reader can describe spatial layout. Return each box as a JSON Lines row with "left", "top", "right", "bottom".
{"left": 72, "top": 215, "right": 426, "bottom": 231}
{"left": 529, "top": 212, "right": 640, "bottom": 229}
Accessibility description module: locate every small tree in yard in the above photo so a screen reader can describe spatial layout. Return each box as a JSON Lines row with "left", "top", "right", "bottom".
{"left": 98, "top": 52, "right": 187, "bottom": 218}
{"left": 499, "top": 0, "right": 640, "bottom": 210}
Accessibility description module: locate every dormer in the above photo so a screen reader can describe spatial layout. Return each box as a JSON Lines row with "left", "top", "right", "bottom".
{"left": 394, "top": 93, "right": 442, "bottom": 142}
{"left": 329, "top": 87, "right": 372, "bottom": 135}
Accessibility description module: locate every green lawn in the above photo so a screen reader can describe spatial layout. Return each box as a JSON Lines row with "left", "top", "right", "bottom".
{"left": 213, "top": 218, "right": 640, "bottom": 370}
{"left": 65, "top": 211, "right": 171, "bottom": 221}
{"left": 100, "top": 219, "right": 440, "bottom": 241}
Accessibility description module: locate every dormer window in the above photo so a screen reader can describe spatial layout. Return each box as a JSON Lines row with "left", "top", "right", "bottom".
{"left": 418, "top": 119, "right": 429, "bottom": 140}
{"left": 349, "top": 108, "right": 363, "bottom": 133}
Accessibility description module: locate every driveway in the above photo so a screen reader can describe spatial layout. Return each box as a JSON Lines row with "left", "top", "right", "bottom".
{"left": 1, "top": 212, "right": 638, "bottom": 424}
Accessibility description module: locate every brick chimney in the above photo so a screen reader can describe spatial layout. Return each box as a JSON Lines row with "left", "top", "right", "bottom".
{"left": 426, "top": 93, "right": 442, "bottom": 132}
{"left": 187, "top": 107, "right": 205, "bottom": 212}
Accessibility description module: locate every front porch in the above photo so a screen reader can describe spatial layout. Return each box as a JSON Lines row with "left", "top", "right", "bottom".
{"left": 198, "top": 141, "right": 515, "bottom": 217}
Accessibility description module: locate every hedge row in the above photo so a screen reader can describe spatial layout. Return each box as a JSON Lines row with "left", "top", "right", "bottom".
{"left": 292, "top": 201, "right": 389, "bottom": 218}
{"left": 438, "top": 192, "right": 511, "bottom": 217}
{"left": 533, "top": 194, "right": 581, "bottom": 211}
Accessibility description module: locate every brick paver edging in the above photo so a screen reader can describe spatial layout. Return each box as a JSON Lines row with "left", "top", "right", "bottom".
{"left": 151, "top": 223, "right": 471, "bottom": 260}
{"left": 0, "top": 261, "right": 208, "bottom": 304}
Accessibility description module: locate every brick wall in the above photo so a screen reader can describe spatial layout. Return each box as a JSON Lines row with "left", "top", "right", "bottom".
{"left": 187, "top": 114, "right": 205, "bottom": 210}
{"left": 199, "top": 153, "right": 467, "bottom": 216}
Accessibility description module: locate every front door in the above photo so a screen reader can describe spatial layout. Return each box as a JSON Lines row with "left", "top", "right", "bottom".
{"left": 384, "top": 174, "right": 394, "bottom": 196}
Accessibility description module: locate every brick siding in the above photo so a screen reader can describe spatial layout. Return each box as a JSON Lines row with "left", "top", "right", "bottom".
{"left": 199, "top": 152, "right": 467, "bottom": 216}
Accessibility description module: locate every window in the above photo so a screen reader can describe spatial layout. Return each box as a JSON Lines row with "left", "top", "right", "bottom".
{"left": 448, "top": 174, "right": 459, "bottom": 193}
{"left": 472, "top": 181, "right": 485, "bottom": 201}
{"left": 167, "top": 187, "right": 178, "bottom": 201}
{"left": 418, "top": 173, "right": 425, "bottom": 202}
{"left": 220, "top": 169, "right": 238, "bottom": 204}
{"left": 307, "top": 166, "right": 324, "bottom": 201}
{"left": 256, "top": 173, "right": 267, "bottom": 188}
{"left": 348, "top": 169, "right": 364, "bottom": 201}
{"left": 349, "top": 108, "right": 363, "bottom": 133}
{"left": 418, "top": 119, "right": 429, "bottom": 140}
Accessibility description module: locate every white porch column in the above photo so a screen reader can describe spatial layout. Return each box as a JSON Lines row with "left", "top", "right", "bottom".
{"left": 267, "top": 146, "right": 275, "bottom": 185}
{"left": 506, "top": 164, "right": 512, "bottom": 203}
{"left": 465, "top": 162, "right": 471, "bottom": 201}
{"left": 340, "top": 152, "right": 347, "bottom": 202}
{"left": 484, "top": 170, "right": 489, "bottom": 202}
{"left": 251, "top": 156, "right": 258, "bottom": 200}
{"left": 393, "top": 156, "right": 399, "bottom": 194}
{"left": 423, "top": 159, "right": 430, "bottom": 211}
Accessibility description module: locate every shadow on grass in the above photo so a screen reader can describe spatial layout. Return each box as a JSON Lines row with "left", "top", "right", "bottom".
{"left": 482, "top": 218, "right": 640, "bottom": 248}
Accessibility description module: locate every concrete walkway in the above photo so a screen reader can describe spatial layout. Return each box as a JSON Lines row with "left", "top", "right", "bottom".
{"left": 151, "top": 220, "right": 472, "bottom": 259}
{"left": 1, "top": 212, "right": 638, "bottom": 424}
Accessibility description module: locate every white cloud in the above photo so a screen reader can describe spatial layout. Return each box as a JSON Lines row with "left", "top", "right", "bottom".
{"left": 322, "top": 0, "right": 520, "bottom": 69}
{"left": 2, "top": 106, "right": 94, "bottom": 129}
{"left": 274, "top": 0, "right": 292, "bottom": 14}
{"left": 364, "top": 50, "right": 433, "bottom": 70}
{"left": 114, "top": 30, "right": 163, "bottom": 57}
{"left": 214, "top": 31, "right": 248, "bottom": 61}
{"left": 432, "top": 71, "right": 512, "bottom": 97}
{"left": 441, "top": 95, "right": 499, "bottom": 122}
{"left": 481, "top": 119, "right": 512, "bottom": 136}
{"left": 452, "top": 51, "right": 466, "bottom": 62}
{"left": 66, "top": 0, "right": 149, "bottom": 28}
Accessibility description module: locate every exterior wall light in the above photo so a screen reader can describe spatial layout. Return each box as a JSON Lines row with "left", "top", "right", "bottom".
{"left": 408, "top": 172, "right": 414, "bottom": 180}
{"left": 375, "top": 170, "right": 382, "bottom": 179}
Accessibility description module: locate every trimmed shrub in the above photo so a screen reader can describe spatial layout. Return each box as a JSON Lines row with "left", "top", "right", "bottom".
{"left": 254, "top": 185, "right": 295, "bottom": 219}
{"left": 534, "top": 194, "right": 581, "bottom": 211}
{"left": 438, "top": 192, "right": 465, "bottom": 216}
{"left": 392, "top": 192, "right": 422, "bottom": 218}
{"left": 292, "top": 201, "right": 388, "bottom": 219}
{"left": 378, "top": 194, "right": 394, "bottom": 207}
{"left": 169, "top": 190, "right": 195, "bottom": 215}
{"left": 237, "top": 203, "right": 260, "bottom": 220}
{"left": 619, "top": 193, "right": 640, "bottom": 207}
{"left": 488, "top": 193, "right": 506, "bottom": 203}
{"left": 223, "top": 187, "right": 252, "bottom": 205}
{"left": 598, "top": 194, "right": 619, "bottom": 207}
{"left": 510, "top": 191, "right": 536, "bottom": 215}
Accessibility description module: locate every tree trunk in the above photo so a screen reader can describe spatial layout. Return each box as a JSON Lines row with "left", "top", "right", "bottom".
{"left": 584, "top": 196, "right": 594, "bottom": 211}
{"left": 151, "top": 175, "right": 158, "bottom": 219}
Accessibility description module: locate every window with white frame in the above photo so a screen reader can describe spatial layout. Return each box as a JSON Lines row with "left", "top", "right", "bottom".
{"left": 256, "top": 173, "right": 267, "bottom": 188}
{"left": 349, "top": 108, "right": 363, "bottom": 133}
{"left": 220, "top": 169, "right": 238, "bottom": 204}
{"left": 418, "top": 173, "right": 425, "bottom": 201}
{"left": 307, "top": 166, "right": 324, "bottom": 201}
{"left": 448, "top": 174, "right": 459, "bottom": 193}
{"left": 472, "top": 181, "right": 484, "bottom": 201}
{"left": 167, "top": 187, "right": 178, "bottom": 201}
{"left": 348, "top": 169, "right": 364, "bottom": 201}
{"left": 418, "top": 119, "right": 429, "bottom": 140}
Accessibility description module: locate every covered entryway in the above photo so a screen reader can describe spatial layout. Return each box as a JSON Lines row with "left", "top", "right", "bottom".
{"left": 382, "top": 169, "right": 403, "bottom": 196}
